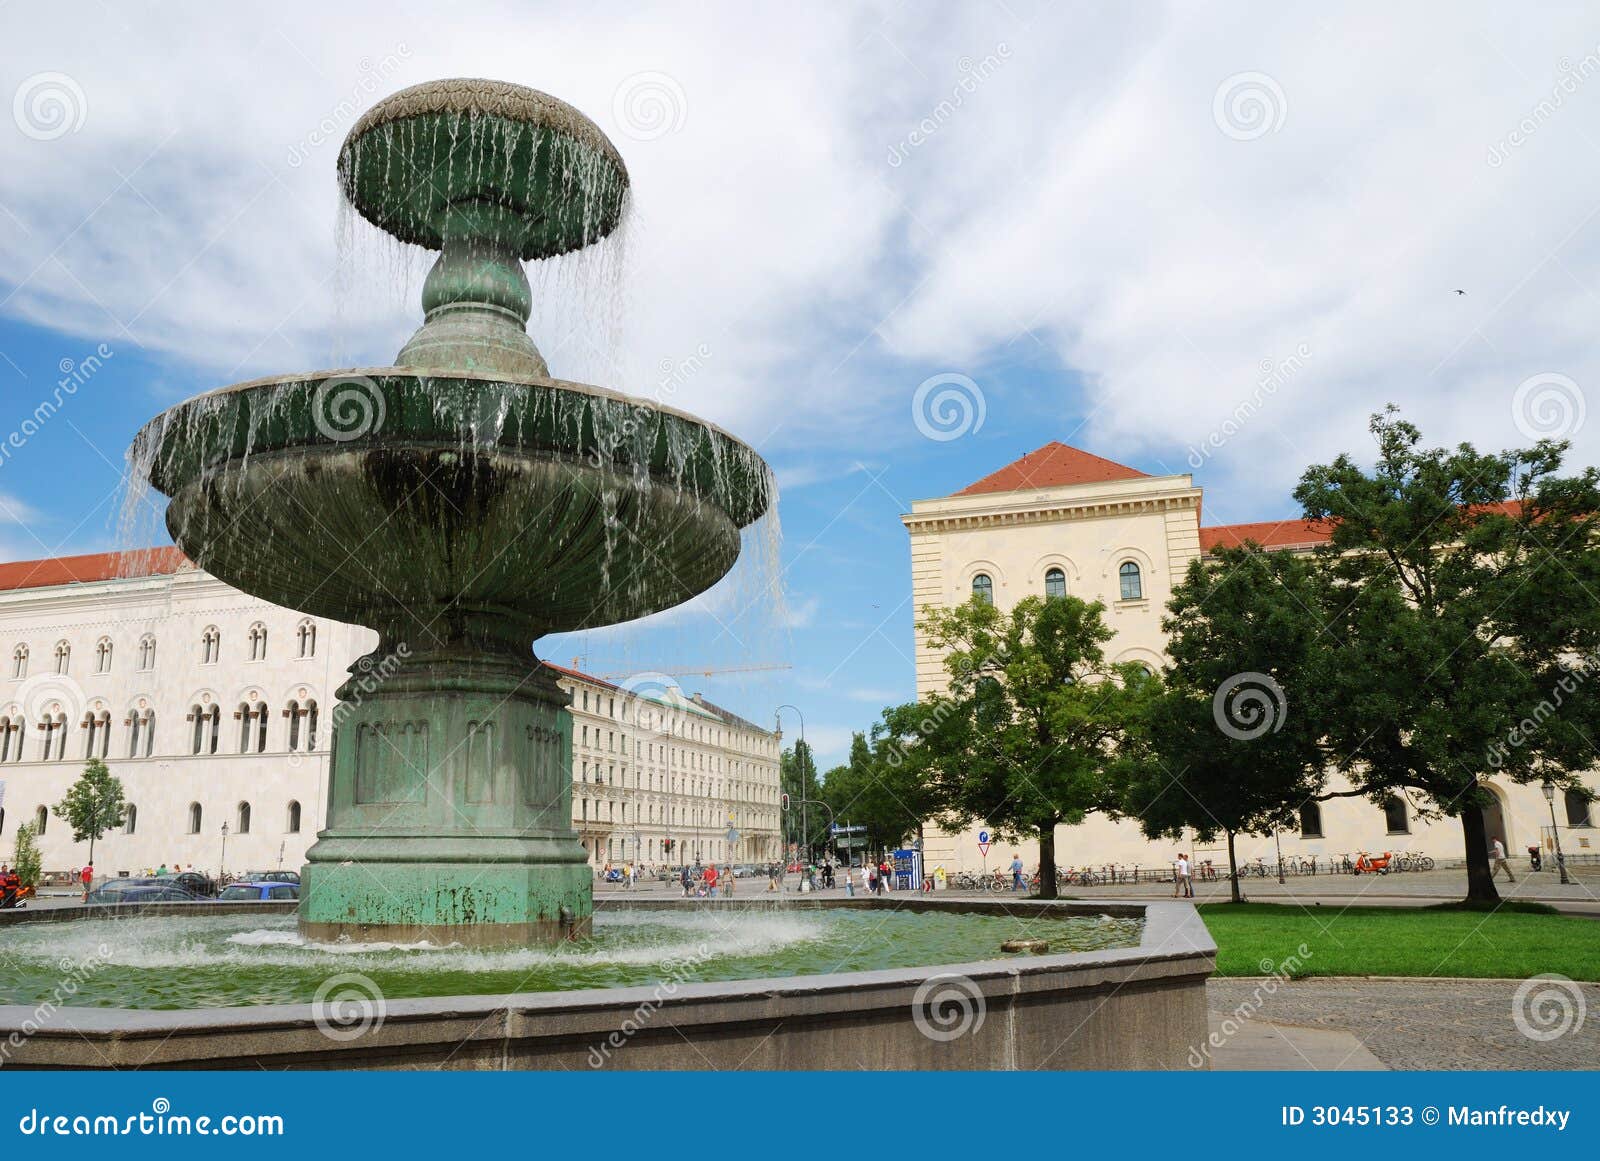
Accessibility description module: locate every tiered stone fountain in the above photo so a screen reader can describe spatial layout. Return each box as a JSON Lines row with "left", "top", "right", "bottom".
{"left": 132, "top": 79, "right": 772, "bottom": 946}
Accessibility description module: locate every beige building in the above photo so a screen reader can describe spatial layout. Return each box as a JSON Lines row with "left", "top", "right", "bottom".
{"left": 904, "top": 442, "right": 1599, "bottom": 874}
{"left": 0, "top": 552, "right": 780, "bottom": 878}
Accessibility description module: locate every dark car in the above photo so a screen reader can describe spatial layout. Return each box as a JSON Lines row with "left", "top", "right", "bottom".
{"left": 171, "top": 871, "right": 217, "bottom": 897}
{"left": 86, "top": 884, "right": 201, "bottom": 904}
{"left": 218, "top": 881, "right": 299, "bottom": 901}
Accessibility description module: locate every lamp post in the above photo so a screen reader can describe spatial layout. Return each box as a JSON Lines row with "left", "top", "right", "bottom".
{"left": 776, "top": 704, "right": 805, "bottom": 863}
{"left": 219, "top": 820, "right": 229, "bottom": 885}
{"left": 1541, "top": 780, "right": 1572, "bottom": 885}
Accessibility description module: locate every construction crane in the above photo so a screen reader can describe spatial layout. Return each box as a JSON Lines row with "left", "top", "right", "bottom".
{"left": 587, "top": 662, "right": 792, "bottom": 681}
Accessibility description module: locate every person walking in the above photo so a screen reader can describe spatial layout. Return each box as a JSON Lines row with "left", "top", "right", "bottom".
{"left": 722, "top": 866, "right": 735, "bottom": 897}
{"left": 680, "top": 865, "right": 692, "bottom": 898}
{"left": 1177, "top": 853, "right": 1193, "bottom": 898}
{"left": 0, "top": 864, "right": 17, "bottom": 909}
{"left": 1491, "top": 837, "right": 1516, "bottom": 883}
{"left": 1010, "top": 853, "right": 1025, "bottom": 892}
{"left": 844, "top": 866, "right": 855, "bottom": 897}
{"left": 705, "top": 863, "right": 719, "bottom": 898}
{"left": 80, "top": 862, "right": 94, "bottom": 903}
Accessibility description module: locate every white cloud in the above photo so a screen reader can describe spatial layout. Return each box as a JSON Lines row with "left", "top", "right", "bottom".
{"left": 4, "top": 2, "right": 1600, "bottom": 503}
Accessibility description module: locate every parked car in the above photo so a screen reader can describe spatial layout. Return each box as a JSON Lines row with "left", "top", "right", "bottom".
{"left": 86, "top": 884, "right": 202, "bottom": 904}
{"left": 218, "top": 881, "right": 299, "bottom": 901}
{"left": 237, "top": 870, "right": 300, "bottom": 885}
{"left": 171, "top": 871, "right": 217, "bottom": 897}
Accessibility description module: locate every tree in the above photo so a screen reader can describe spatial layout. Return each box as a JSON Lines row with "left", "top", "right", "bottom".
{"left": 12, "top": 822, "right": 41, "bottom": 888}
{"left": 53, "top": 757, "right": 127, "bottom": 871}
{"left": 911, "top": 593, "right": 1154, "bottom": 897}
{"left": 1118, "top": 546, "right": 1332, "bottom": 901}
{"left": 818, "top": 726, "right": 940, "bottom": 861}
{"left": 780, "top": 740, "right": 823, "bottom": 859}
{"left": 1295, "top": 407, "right": 1600, "bottom": 903}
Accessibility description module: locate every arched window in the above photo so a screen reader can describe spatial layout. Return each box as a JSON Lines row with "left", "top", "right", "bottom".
{"left": 0, "top": 807, "right": 5, "bottom": 834}
{"left": 190, "top": 703, "right": 220, "bottom": 755}
{"left": 286, "top": 700, "right": 301, "bottom": 751}
{"left": 0, "top": 717, "right": 15, "bottom": 763}
{"left": 236, "top": 703, "right": 252, "bottom": 753}
{"left": 137, "top": 634, "right": 156, "bottom": 671}
{"left": 1566, "top": 789, "right": 1593, "bottom": 828}
{"left": 11, "top": 645, "right": 27, "bottom": 679}
{"left": 1044, "top": 567, "right": 1066, "bottom": 598}
{"left": 41, "top": 712, "right": 66, "bottom": 760}
{"left": 1118, "top": 561, "right": 1143, "bottom": 601}
{"left": 94, "top": 637, "right": 112, "bottom": 673}
{"left": 190, "top": 704, "right": 205, "bottom": 755}
{"left": 1298, "top": 802, "right": 1323, "bottom": 837}
{"left": 93, "top": 710, "right": 110, "bottom": 758}
{"left": 200, "top": 626, "right": 220, "bottom": 665}
{"left": 297, "top": 619, "right": 317, "bottom": 658}
{"left": 971, "top": 573, "right": 994, "bottom": 605}
{"left": 127, "top": 710, "right": 142, "bottom": 758}
{"left": 255, "top": 701, "right": 268, "bottom": 753}
{"left": 53, "top": 640, "right": 70, "bottom": 675}
{"left": 1383, "top": 796, "right": 1409, "bottom": 834}
{"left": 248, "top": 623, "right": 267, "bottom": 662}
{"left": 286, "top": 800, "right": 302, "bottom": 833}
{"left": 188, "top": 802, "right": 202, "bottom": 834}
{"left": 236, "top": 801, "right": 251, "bottom": 834}
{"left": 34, "top": 804, "right": 47, "bottom": 834}
{"left": 305, "top": 699, "right": 319, "bottom": 750}
{"left": 123, "top": 804, "right": 137, "bottom": 835}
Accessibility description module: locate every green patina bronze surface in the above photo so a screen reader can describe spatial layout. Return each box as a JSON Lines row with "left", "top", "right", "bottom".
{"left": 130, "top": 79, "right": 772, "bottom": 946}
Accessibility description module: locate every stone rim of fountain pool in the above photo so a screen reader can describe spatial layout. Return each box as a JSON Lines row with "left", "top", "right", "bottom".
{"left": 0, "top": 898, "right": 1215, "bottom": 1070}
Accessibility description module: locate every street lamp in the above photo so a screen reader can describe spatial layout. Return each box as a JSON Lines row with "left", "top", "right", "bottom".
{"left": 1541, "top": 781, "right": 1572, "bottom": 885}
{"left": 219, "top": 820, "right": 229, "bottom": 885}
{"left": 775, "top": 704, "right": 805, "bottom": 863}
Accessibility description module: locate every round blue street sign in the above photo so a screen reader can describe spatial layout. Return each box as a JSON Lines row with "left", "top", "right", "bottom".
{"left": 978, "top": 830, "right": 989, "bottom": 844}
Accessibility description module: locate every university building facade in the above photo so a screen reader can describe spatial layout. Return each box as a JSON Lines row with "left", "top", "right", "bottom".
{"left": 0, "top": 552, "right": 782, "bottom": 878}
{"left": 904, "top": 442, "right": 1599, "bottom": 874}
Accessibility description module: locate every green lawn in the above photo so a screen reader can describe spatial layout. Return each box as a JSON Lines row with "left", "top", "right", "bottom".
{"left": 1199, "top": 902, "right": 1600, "bottom": 981}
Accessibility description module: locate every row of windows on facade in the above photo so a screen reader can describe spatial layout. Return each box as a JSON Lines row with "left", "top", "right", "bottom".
{"left": 5, "top": 799, "right": 302, "bottom": 840}
{"left": 574, "top": 687, "right": 776, "bottom": 755}
{"left": 7, "top": 622, "right": 319, "bottom": 680}
{"left": 971, "top": 561, "right": 1145, "bottom": 605}
{"left": 0, "top": 700, "right": 321, "bottom": 762}
{"left": 576, "top": 724, "right": 774, "bottom": 781}
{"left": 574, "top": 796, "right": 776, "bottom": 829}
{"left": 577, "top": 760, "right": 775, "bottom": 806}
{"left": 1297, "top": 793, "right": 1594, "bottom": 837}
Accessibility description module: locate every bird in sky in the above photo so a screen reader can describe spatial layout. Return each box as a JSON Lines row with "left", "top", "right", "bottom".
{"left": 1454, "top": 289, "right": 1467, "bottom": 295}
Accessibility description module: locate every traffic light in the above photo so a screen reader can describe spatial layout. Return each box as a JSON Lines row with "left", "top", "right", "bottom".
{"left": 781, "top": 792, "right": 789, "bottom": 812}
{"left": 663, "top": 838, "right": 674, "bottom": 853}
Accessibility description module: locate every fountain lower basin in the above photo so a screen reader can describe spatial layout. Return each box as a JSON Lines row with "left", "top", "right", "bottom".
{"left": 0, "top": 898, "right": 1214, "bottom": 1070}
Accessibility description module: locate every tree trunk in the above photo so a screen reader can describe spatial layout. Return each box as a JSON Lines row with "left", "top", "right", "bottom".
{"left": 1037, "top": 824, "right": 1058, "bottom": 899}
{"left": 1226, "top": 829, "right": 1243, "bottom": 904}
{"left": 1460, "top": 801, "right": 1501, "bottom": 904}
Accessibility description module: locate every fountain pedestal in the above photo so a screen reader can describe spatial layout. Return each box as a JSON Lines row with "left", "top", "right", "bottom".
{"left": 299, "top": 649, "right": 592, "bottom": 946}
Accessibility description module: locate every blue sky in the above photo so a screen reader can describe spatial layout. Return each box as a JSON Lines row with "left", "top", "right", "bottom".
{"left": 5, "top": 2, "right": 1600, "bottom": 766}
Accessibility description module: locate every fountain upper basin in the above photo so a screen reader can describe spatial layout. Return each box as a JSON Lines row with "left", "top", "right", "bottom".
{"left": 134, "top": 368, "right": 772, "bottom": 641}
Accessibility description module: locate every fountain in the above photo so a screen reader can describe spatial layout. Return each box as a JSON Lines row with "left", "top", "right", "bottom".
{"left": 130, "top": 79, "right": 772, "bottom": 946}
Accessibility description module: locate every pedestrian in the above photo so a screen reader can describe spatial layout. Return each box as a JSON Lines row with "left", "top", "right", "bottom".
{"left": 680, "top": 865, "right": 692, "bottom": 898}
{"left": 865, "top": 864, "right": 877, "bottom": 894}
{"left": 1010, "top": 852, "right": 1025, "bottom": 892}
{"left": 723, "top": 866, "right": 735, "bottom": 897}
{"left": 844, "top": 867, "right": 855, "bottom": 897}
{"left": 156, "top": 863, "right": 168, "bottom": 877}
{"left": 705, "top": 864, "right": 719, "bottom": 898}
{"left": 766, "top": 863, "right": 779, "bottom": 892}
{"left": 80, "top": 862, "right": 94, "bottom": 903}
{"left": 1491, "top": 836, "right": 1516, "bottom": 883}
{"left": 0, "top": 863, "right": 17, "bottom": 909}
{"left": 1178, "top": 852, "right": 1193, "bottom": 898}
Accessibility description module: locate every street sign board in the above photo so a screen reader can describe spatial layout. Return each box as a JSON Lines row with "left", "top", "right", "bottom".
{"left": 978, "top": 830, "right": 989, "bottom": 844}
{"left": 978, "top": 841, "right": 990, "bottom": 856}
{"left": 725, "top": 828, "right": 739, "bottom": 844}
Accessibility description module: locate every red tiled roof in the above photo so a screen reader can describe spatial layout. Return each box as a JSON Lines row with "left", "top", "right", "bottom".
{"left": 957, "top": 442, "right": 1149, "bottom": 496}
{"left": 1199, "top": 519, "right": 1335, "bottom": 552}
{"left": 0, "top": 548, "right": 188, "bottom": 593}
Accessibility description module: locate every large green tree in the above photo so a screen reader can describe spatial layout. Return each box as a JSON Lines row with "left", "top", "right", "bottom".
{"left": 818, "top": 726, "right": 940, "bottom": 861}
{"left": 910, "top": 593, "right": 1154, "bottom": 897}
{"left": 53, "top": 757, "right": 127, "bottom": 872}
{"left": 12, "top": 821, "right": 41, "bottom": 888}
{"left": 1295, "top": 407, "right": 1600, "bottom": 902}
{"left": 1118, "top": 545, "right": 1333, "bottom": 901}
{"left": 780, "top": 740, "right": 824, "bottom": 859}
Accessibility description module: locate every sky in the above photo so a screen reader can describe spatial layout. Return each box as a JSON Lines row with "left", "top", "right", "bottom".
{"left": 3, "top": 2, "right": 1600, "bottom": 767}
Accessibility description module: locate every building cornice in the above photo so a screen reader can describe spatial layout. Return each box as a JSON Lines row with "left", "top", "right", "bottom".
{"left": 902, "top": 486, "right": 1202, "bottom": 536}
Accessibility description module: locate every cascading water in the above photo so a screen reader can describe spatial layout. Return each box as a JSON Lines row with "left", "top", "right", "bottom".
{"left": 125, "top": 78, "right": 778, "bottom": 947}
